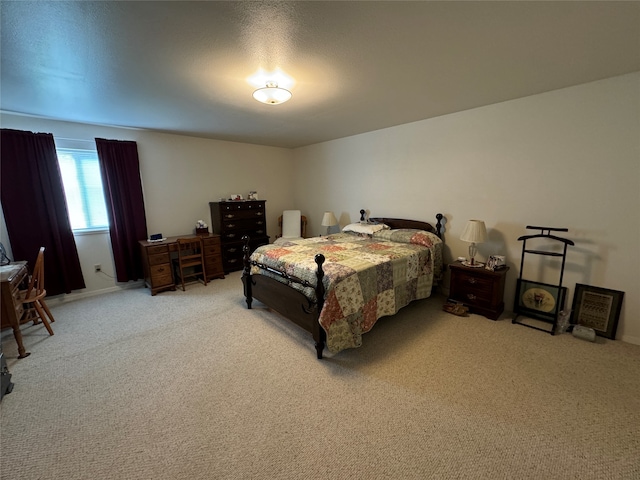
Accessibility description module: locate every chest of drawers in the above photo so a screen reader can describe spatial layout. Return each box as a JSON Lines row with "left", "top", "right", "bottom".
{"left": 210, "top": 201, "right": 269, "bottom": 272}
{"left": 448, "top": 261, "right": 509, "bottom": 320}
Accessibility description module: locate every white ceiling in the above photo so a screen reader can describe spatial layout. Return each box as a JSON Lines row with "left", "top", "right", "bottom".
{"left": 1, "top": 1, "right": 639, "bottom": 149}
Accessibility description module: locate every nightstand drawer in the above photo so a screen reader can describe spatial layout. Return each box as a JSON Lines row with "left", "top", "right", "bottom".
{"left": 455, "top": 287, "right": 493, "bottom": 308}
{"left": 454, "top": 272, "right": 494, "bottom": 293}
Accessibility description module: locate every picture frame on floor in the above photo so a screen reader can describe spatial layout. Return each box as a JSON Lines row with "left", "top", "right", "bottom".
{"left": 571, "top": 284, "right": 624, "bottom": 339}
{"left": 514, "top": 279, "right": 566, "bottom": 322}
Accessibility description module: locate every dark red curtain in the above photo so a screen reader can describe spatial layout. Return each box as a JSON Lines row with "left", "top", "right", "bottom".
{"left": 0, "top": 129, "right": 86, "bottom": 295}
{"left": 95, "top": 138, "right": 148, "bottom": 282}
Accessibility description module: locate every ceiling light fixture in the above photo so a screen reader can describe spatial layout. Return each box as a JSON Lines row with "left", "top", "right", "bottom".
{"left": 252, "top": 81, "right": 292, "bottom": 105}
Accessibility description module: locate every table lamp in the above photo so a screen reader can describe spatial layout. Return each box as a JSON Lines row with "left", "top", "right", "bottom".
{"left": 460, "top": 220, "right": 487, "bottom": 267}
{"left": 321, "top": 211, "right": 338, "bottom": 236}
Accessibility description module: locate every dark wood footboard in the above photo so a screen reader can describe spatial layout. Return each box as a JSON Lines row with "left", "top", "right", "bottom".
{"left": 242, "top": 235, "right": 327, "bottom": 358}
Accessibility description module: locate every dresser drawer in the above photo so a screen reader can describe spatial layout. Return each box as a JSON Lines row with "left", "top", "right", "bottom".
{"left": 223, "top": 255, "right": 243, "bottom": 271}
{"left": 221, "top": 210, "right": 265, "bottom": 221}
{"left": 221, "top": 229, "right": 267, "bottom": 242}
{"left": 148, "top": 252, "right": 170, "bottom": 266}
{"left": 147, "top": 244, "right": 169, "bottom": 255}
{"left": 150, "top": 264, "right": 173, "bottom": 286}
{"left": 222, "top": 218, "right": 266, "bottom": 230}
{"left": 203, "top": 243, "right": 221, "bottom": 256}
{"left": 201, "top": 236, "right": 221, "bottom": 246}
{"left": 205, "top": 256, "right": 224, "bottom": 274}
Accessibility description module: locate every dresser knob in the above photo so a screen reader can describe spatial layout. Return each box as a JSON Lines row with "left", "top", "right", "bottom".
{"left": 467, "top": 293, "right": 476, "bottom": 300}
{"left": 229, "top": 259, "right": 238, "bottom": 264}
{"left": 227, "top": 224, "right": 235, "bottom": 228}
{"left": 468, "top": 278, "right": 477, "bottom": 284}
{"left": 256, "top": 230, "right": 264, "bottom": 235}
{"left": 225, "top": 214, "right": 235, "bottom": 219}
{"left": 256, "top": 212, "right": 263, "bottom": 216}
{"left": 227, "top": 234, "right": 236, "bottom": 238}
{"left": 228, "top": 248, "right": 237, "bottom": 253}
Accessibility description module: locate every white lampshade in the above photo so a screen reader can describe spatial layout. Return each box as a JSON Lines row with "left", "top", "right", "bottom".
{"left": 460, "top": 220, "right": 487, "bottom": 267}
{"left": 321, "top": 211, "right": 338, "bottom": 227}
{"left": 460, "top": 220, "right": 487, "bottom": 244}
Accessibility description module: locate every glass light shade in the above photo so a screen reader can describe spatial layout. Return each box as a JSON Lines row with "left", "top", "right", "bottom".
{"left": 252, "top": 82, "right": 292, "bottom": 105}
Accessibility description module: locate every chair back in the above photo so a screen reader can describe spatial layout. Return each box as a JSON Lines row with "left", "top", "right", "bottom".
{"left": 282, "top": 210, "right": 301, "bottom": 238}
{"left": 25, "top": 247, "right": 46, "bottom": 299}
{"left": 278, "top": 210, "right": 307, "bottom": 239}
{"left": 176, "top": 238, "right": 205, "bottom": 267}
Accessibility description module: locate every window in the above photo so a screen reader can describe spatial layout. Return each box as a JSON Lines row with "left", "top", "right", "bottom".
{"left": 56, "top": 148, "right": 109, "bottom": 232}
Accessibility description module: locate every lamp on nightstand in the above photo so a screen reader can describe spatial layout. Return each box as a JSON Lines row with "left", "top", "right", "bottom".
{"left": 321, "top": 211, "right": 338, "bottom": 236}
{"left": 460, "top": 220, "right": 487, "bottom": 267}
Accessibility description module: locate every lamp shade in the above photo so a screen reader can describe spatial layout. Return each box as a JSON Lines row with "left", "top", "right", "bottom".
{"left": 460, "top": 220, "right": 487, "bottom": 244}
{"left": 321, "top": 211, "right": 338, "bottom": 227}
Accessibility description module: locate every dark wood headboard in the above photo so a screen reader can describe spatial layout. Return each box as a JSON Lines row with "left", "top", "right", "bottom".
{"left": 365, "top": 210, "right": 444, "bottom": 238}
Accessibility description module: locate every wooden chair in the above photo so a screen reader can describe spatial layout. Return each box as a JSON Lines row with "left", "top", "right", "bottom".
{"left": 172, "top": 237, "right": 208, "bottom": 291}
{"left": 19, "top": 247, "right": 55, "bottom": 336}
{"left": 277, "top": 211, "right": 307, "bottom": 239}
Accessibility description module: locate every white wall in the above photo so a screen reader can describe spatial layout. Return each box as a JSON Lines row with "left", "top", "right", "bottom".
{"left": 293, "top": 73, "right": 640, "bottom": 344}
{"left": 2, "top": 73, "right": 638, "bottom": 344}
{"left": 0, "top": 114, "right": 295, "bottom": 299}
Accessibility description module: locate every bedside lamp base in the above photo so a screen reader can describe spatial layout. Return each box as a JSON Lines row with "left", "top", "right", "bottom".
{"left": 462, "top": 261, "right": 484, "bottom": 268}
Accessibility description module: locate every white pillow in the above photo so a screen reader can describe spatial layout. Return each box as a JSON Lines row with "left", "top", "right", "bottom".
{"left": 342, "top": 223, "right": 388, "bottom": 235}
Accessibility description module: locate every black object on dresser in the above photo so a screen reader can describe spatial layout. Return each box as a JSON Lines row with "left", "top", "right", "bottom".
{"left": 448, "top": 261, "right": 509, "bottom": 320}
{"left": 210, "top": 200, "right": 269, "bottom": 272}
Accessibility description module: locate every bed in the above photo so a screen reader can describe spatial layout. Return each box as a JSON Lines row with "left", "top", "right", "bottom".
{"left": 241, "top": 212, "right": 444, "bottom": 358}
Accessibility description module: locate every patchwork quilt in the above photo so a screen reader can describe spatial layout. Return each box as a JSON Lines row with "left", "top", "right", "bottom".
{"left": 250, "top": 230, "right": 443, "bottom": 353}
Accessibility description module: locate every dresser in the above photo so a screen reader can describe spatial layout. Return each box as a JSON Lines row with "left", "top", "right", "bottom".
{"left": 139, "top": 233, "right": 224, "bottom": 296}
{"left": 448, "top": 261, "right": 509, "bottom": 320}
{"left": 209, "top": 200, "right": 269, "bottom": 272}
{"left": 1, "top": 261, "right": 29, "bottom": 358}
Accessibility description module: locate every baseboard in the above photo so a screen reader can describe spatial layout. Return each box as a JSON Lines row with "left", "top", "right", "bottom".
{"left": 620, "top": 334, "right": 640, "bottom": 346}
{"left": 46, "top": 281, "right": 145, "bottom": 305}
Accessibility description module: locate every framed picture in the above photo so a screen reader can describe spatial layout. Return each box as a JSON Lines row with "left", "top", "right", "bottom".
{"left": 514, "top": 278, "right": 567, "bottom": 323}
{"left": 571, "top": 284, "right": 624, "bottom": 339}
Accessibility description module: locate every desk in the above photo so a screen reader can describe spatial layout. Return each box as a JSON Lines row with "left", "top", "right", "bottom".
{"left": 139, "top": 233, "right": 224, "bottom": 295}
{"left": 1, "top": 261, "right": 30, "bottom": 358}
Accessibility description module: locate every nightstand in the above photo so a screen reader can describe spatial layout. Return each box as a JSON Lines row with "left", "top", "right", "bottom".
{"left": 448, "top": 261, "right": 509, "bottom": 320}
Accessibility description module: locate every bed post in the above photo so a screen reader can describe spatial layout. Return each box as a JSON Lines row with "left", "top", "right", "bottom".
{"left": 313, "top": 254, "right": 326, "bottom": 359}
{"left": 242, "top": 235, "right": 253, "bottom": 309}
{"left": 435, "top": 213, "right": 444, "bottom": 239}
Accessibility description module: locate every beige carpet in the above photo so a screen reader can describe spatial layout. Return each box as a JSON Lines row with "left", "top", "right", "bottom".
{"left": 1, "top": 271, "right": 639, "bottom": 480}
